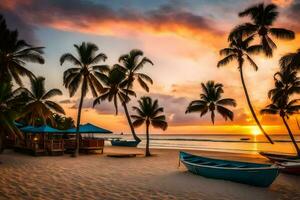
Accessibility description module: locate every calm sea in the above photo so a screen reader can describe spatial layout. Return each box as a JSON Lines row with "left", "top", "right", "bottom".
{"left": 98, "top": 134, "right": 300, "bottom": 155}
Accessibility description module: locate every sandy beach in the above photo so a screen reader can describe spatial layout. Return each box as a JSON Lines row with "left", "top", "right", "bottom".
{"left": 0, "top": 147, "right": 300, "bottom": 200}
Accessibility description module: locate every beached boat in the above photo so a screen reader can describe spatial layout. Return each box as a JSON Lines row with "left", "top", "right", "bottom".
{"left": 240, "top": 137, "right": 250, "bottom": 141}
{"left": 179, "top": 151, "right": 280, "bottom": 187}
{"left": 110, "top": 140, "right": 140, "bottom": 147}
{"left": 260, "top": 152, "right": 300, "bottom": 162}
{"left": 279, "top": 162, "right": 300, "bottom": 175}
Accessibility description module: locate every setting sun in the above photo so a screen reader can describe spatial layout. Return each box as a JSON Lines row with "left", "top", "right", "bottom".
{"left": 251, "top": 127, "right": 261, "bottom": 136}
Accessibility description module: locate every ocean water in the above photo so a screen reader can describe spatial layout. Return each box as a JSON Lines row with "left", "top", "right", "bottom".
{"left": 98, "top": 134, "right": 300, "bottom": 155}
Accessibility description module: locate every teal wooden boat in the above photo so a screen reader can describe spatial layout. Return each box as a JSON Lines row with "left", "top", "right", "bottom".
{"left": 179, "top": 151, "right": 280, "bottom": 187}
{"left": 111, "top": 140, "right": 140, "bottom": 147}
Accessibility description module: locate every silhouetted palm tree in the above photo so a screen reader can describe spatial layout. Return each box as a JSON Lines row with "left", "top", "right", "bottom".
{"left": 131, "top": 97, "right": 167, "bottom": 156}
{"left": 0, "top": 83, "right": 24, "bottom": 152}
{"left": 280, "top": 49, "right": 300, "bottom": 70}
{"left": 60, "top": 42, "right": 108, "bottom": 157}
{"left": 268, "top": 69, "right": 300, "bottom": 103}
{"left": 218, "top": 34, "right": 274, "bottom": 143}
{"left": 16, "top": 76, "right": 64, "bottom": 126}
{"left": 93, "top": 67, "right": 136, "bottom": 115}
{"left": 230, "top": 3, "right": 295, "bottom": 57}
{"left": 261, "top": 99, "right": 300, "bottom": 156}
{"left": 115, "top": 49, "right": 154, "bottom": 142}
{"left": 0, "top": 15, "right": 44, "bottom": 85}
{"left": 52, "top": 113, "right": 75, "bottom": 130}
{"left": 186, "top": 81, "right": 236, "bottom": 124}
{"left": 262, "top": 68, "right": 300, "bottom": 155}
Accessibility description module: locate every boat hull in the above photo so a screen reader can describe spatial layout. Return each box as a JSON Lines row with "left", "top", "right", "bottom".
{"left": 111, "top": 140, "right": 140, "bottom": 147}
{"left": 180, "top": 151, "right": 279, "bottom": 187}
{"left": 260, "top": 152, "right": 300, "bottom": 162}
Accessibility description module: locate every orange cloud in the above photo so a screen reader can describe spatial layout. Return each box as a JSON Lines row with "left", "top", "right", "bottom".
{"left": 272, "top": 0, "right": 294, "bottom": 7}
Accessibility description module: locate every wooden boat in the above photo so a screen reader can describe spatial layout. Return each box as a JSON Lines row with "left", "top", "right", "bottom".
{"left": 111, "top": 140, "right": 140, "bottom": 147}
{"left": 260, "top": 152, "right": 300, "bottom": 162}
{"left": 279, "top": 162, "right": 300, "bottom": 175}
{"left": 240, "top": 137, "right": 250, "bottom": 141}
{"left": 179, "top": 151, "right": 280, "bottom": 187}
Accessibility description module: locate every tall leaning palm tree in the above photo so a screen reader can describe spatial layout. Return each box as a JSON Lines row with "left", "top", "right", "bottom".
{"left": 131, "top": 97, "right": 167, "bottom": 157}
{"left": 186, "top": 81, "right": 236, "bottom": 124}
{"left": 115, "top": 49, "right": 154, "bottom": 142}
{"left": 229, "top": 3, "right": 295, "bottom": 57}
{"left": 60, "top": 42, "right": 108, "bottom": 157}
{"left": 280, "top": 49, "right": 300, "bottom": 71}
{"left": 262, "top": 69, "right": 300, "bottom": 156}
{"left": 16, "top": 76, "right": 65, "bottom": 126}
{"left": 93, "top": 67, "right": 136, "bottom": 116}
{"left": 218, "top": 34, "right": 274, "bottom": 143}
{"left": 0, "top": 15, "right": 44, "bottom": 85}
{"left": 261, "top": 99, "right": 300, "bottom": 156}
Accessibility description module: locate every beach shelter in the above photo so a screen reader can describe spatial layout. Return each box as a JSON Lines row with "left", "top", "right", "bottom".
{"left": 66, "top": 123, "right": 112, "bottom": 134}
{"left": 20, "top": 125, "right": 63, "bottom": 133}
{"left": 19, "top": 125, "right": 65, "bottom": 155}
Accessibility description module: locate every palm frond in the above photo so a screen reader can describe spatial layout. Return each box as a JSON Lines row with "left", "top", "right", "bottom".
{"left": 42, "top": 89, "right": 62, "bottom": 100}
{"left": 217, "top": 54, "right": 237, "bottom": 67}
{"left": 269, "top": 28, "right": 295, "bottom": 40}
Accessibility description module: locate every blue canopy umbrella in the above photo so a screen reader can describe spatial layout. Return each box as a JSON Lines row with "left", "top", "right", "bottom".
{"left": 20, "top": 125, "right": 63, "bottom": 133}
{"left": 66, "top": 123, "right": 112, "bottom": 134}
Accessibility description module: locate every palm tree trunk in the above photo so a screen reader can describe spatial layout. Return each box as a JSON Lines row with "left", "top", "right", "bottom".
{"left": 122, "top": 102, "right": 141, "bottom": 142}
{"left": 73, "top": 88, "right": 84, "bottom": 157}
{"left": 0, "top": 134, "right": 4, "bottom": 154}
{"left": 281, "top": 116, "right": 300, "bottom": 156}
{"left": 145, "top": 120, "right": 151, "bottom": 157}
{"left": 123, "top": 81, "right": 141, "bottom": 142}
{"left": 239, "top": 62, "right": 274, "bottom": 144}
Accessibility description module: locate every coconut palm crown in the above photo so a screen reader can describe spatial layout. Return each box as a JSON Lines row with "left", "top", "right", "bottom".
{"left": 280, "top": 49, "right": 300, "bottom": 71}
{"left": 0, "top": 15, "right": 44, "bottom": 85}
{"left": 186, "top": 81, "right": 236, "bottom": 124}
{"left": 229, "top": 3, "right": 295, "bottom": 57}
{"left": 16, "top": 76, "right": 64, "bottom": 126}
{"left": 93, "top": 67, "right": 136, "bottom": 115}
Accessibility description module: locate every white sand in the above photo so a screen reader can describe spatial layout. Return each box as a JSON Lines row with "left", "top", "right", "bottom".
{"left": 1, "top": 147, "right": 300, "bottom": 200}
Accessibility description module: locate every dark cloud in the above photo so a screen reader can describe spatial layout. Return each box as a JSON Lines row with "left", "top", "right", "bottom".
{"left": 70, "top": 98, "right": 119, "bottom": 115}
{"left": 59, "top": 99, "right": 76, "bottom": 104}
{"left": 284, "top": 1, "right": 300, "bottom": 31}
{"left": 0, "top": 0, "right": 222, "bottom": 39}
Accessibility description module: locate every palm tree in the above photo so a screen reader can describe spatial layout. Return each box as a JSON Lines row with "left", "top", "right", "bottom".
{"left": 0, "top": 82, "right": 24, "bottom": 152}
{"left": 229, "top": 3, "right": 295, "bottom": 57}
{"left": 261, "top": 68, "right": 300, "bottom": 156}
{"left": 186, "top": 81, "right": 236, "bottom": 124}
{"left": 268, "top": 69, "right": 300, "bottom": 103}
{"left": 218, "top": 34, "right": 274, "bottom": 143}
{"left": 261, "top": 99, "right": 300, "bottom": 156}
{"left": 280, "top": 49, "right": 300, "bottom": 70}
{"left": 60, "top": 42, "right": 108, "bottom": 157}
{"left": 115, "top": 49, "right": 154, "bottom": 142}
{"left": 93, "top": 67, "right": 136, "bottom": 116}
{"left": 0, "top": 15, "right": 44, "bottom": 85}
{"left": 131, "top": 97, "right": 167, "bottom": 156}
{"left": 52, "top": 113, "right": 75, "bottom": 130}
{"left": 16, "top": 76, "right": 65, "bottom": 126}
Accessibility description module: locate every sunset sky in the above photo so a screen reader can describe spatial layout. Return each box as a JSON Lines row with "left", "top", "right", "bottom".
{"left": 1, "top": 0, "right": 300, "bottom": 136}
